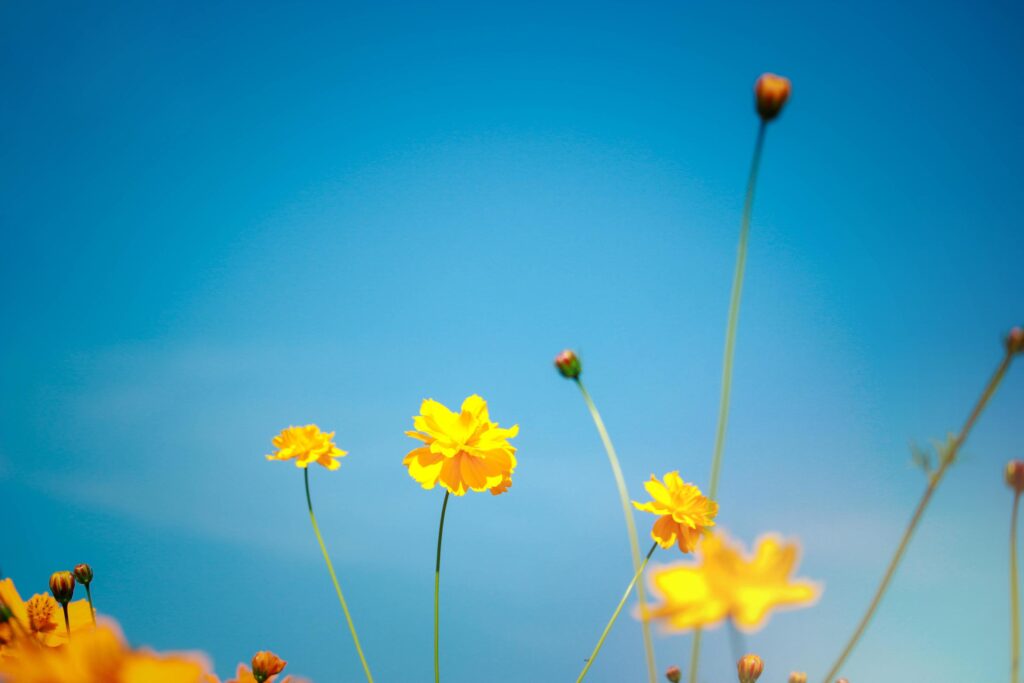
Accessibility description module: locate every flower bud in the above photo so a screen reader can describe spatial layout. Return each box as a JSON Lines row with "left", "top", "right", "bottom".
{"left": 836, "top": 679, "right": 850, "bottom": 683}
{"left": 1007, "top": 327, "right": 1024, "bottom": 356}
{"left": 666, "top": 665, "right": 682, "bottom": 683}
{"left": 251, "top": 651, "right": 287, "bottom": 682}
{"left": 1007, "top": 461, "right": 1024, "bottom": 494}
{"left": 788, "top": 673, "right": 808, "bottom": 683}
{"left": 554, "top": 349, "right": 582, "bottom": 379}
{"left": 73, "top": 563, "right": 93, "bottom": 586}
{"left": 754, "top": 73, "right": 791, "bottom": 122}
{"left": 49, "top": 571, "right": 75, "bottom": 605}
{"left": 737, "top": 653, "right": 764, "bottom": 683}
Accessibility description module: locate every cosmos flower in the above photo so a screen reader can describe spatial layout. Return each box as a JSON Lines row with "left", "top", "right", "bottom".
{"left": 645, "top": 532, "right": 820, "bottom": 632}
{"left": 403, "top": 395, "right": 519, "bottom": 496}
{"left": 0, "top": 578, "right": 93, "bottom": 649}
{"left": 266, "top": 425, "right": 347, "bottom": 471}
{"left": 632, "top": 472, "right": 718, "bottom": 553}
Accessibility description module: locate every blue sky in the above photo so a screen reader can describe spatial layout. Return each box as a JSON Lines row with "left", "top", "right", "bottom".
{"left": 1, "top": 1, "right": 1022, "bottom": 681}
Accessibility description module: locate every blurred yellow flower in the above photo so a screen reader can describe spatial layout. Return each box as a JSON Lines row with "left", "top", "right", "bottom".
{"left": 403, "top": 394, "right": 519, "bottom": 496}
{"left": 645, "top": 532, "right": 820, "bottom": 632}
{"left": 632, "top": 472, "right": 718, "bottom": 552}
{"left": 0, "top": 578, "right": 93, "bottom": 649}
{"left": 266, "top": 425, "right": 347, "bottom": 471}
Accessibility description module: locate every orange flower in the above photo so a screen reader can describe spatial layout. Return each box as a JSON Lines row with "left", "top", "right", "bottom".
{"left": 0, "top": 578, "right": 93, "bottom": 649}
{"left": 252, "top": 651, "right": 287, "bottom": 682}
{"left": 266, "top": 425, "right": 347, "bottom": 470}
{"left": 632, "top": 472, "right": 718, "bottom": 553}
{"left": 754, "top": 73, "right": 791, "bottom": 121}
{"left": 403, "top": 395, "right": 519, "bottom": 496}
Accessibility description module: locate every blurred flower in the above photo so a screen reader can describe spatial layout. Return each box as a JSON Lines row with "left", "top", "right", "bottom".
{"left": 73, "top": 564, "right": 94, "bottom": 586}
{"left": 645, "top": 532, "right": 820, "bottom": 632}
{"left": 632, "top": 472, "right": 718, "bottom": 553}
{"left": 754, "top": 73, "right": 791, "bottom": 121}
{"left": 554, "top": 349, "right": 582, "bottom": 379}
{"left": 1007, "top": 460, "right": 1024, "bottom": 493}
{"left": 0, "top": 579, "right": 93, "bottom": 649}
{"left": 49, "top": 571, "right": 75, "bottom": 605}
{"left": 251, "top": 651, "right": 287, "bottom": 682}
{"left": 266, "top": 425, "right": 347, "bottom": 471}
{"left": 788, "top": 673, "right": 808, "bottom": 683}
{"left": 737, "top": 653, "right": 764, "bottom": 683}
{"left": 404, "top": 395, "right": 519, "bottom": 496}
{"left": 665, "top": 665, "right": 682, "bottom": 682}
{"left": 1007, "top": 327, "right": 1024, "bottom": 355}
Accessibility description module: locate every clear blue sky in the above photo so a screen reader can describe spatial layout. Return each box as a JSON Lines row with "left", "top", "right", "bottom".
{"left": 1, "top": 1, "right": 1022, "bottom": 681}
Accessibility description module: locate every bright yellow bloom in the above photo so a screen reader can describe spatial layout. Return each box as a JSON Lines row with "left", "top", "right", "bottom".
{"left": 403, "top": 395, "right": 519, "bottom": 496}
{"left": 266, "top": 425, "right": 347, "bottom": 471}
{"left": 644, "top": 532, "right": 820, "bottom": 632}
{"left": 632, "top": 472, "right": 718, "bottom": 553}
{"left": 0, "top": 578, "right": 93, "bottom": 649}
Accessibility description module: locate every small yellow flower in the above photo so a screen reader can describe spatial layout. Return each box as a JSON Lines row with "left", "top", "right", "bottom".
{"left": 266, "top": 425, "right": 347, "bottom": 471}
{"left": 645, "top": 532, "right": 820, "bottom": 632}
{"left": 632, "top": 472, "right": 718, "bottom": 553}
{"left": 0, "top": 579, "right": 93, "bottom": 650}
{"left": 403, "top": 395, "right": 519, "bottom": 496}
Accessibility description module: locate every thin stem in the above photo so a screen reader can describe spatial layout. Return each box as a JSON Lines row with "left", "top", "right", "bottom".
{"left": 435, "top": 491, "right": 450, "bottom": 683}
{"left": 692, "top": 119, "right": 768, "bottom": 683}
{"left": 61, "top": 604, "right": 70, "bottom": 638}
{"left": 821, "top": 352, "right": 1014, "bottom": 683}
{"left": 576, "top": 542, "right": 659, "bottom": 683}
{"left": 304, "top": 468, "right": 375, "bottom": 683}
{"left": 1012, "top": 491, "right": 1021, "bottom": 683}
{"left": 727, "top": 618, "right": 746, "bottom": 665}
{"left": 575, "top": 378, "right": 658, "bottom": 683}
{"left": 85, "top": 585, "right": 96, "bottom": 625}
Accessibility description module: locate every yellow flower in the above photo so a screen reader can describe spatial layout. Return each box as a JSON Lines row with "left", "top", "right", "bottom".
{"left": 266, "top": 425, "right": 347, "bottom": 471}
{"left": 0, "top": 579, "right": 93, "bottom": 649}
{"left": 644, "top": 532, "right": 820, "bottom": 632}
{"left": 403, "top": 395, "right": 519, "bottom": 496}
{"left": 632, "top": 472, "right": 718, "bottom": 553}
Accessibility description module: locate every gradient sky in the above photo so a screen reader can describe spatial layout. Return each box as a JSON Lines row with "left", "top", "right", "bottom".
{"left": 1, "top": 1, "right": 1022, "bottom": 681}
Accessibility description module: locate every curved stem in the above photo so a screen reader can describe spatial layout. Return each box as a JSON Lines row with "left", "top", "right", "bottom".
{"left": 692, "top": 119, "right": 767, "bottom": 683}
{"left": 821, "top": 352, "right": 1014, "bottom": 682}
{"left": 577, "top": 542, "right": 658, "bottom": 683}
{"left": 435, "top": 491, "right": 451, "bottom": 683}
{"left": 304, "top": 468, "right": 375, "bottom": 683}
{"left": 575, "top": 378, "right": 658, "bottom": 683}
{"left": 1012, "top": 491, "right": 1021, "bottom": 683}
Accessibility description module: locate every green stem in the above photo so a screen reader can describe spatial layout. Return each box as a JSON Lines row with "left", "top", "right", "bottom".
{"left": 85, "top": 585, "right": 96, "bottom": 625}
{"left": 692, "top": 119, "right": 768, "bottom": 683}
{"left": 576, "top": 542, "right": 658, "bottom": 683}
{"left": 1012, "top": 491, "right": 1021, "bottom": 683}
{"left": 304, "top": 468, "right": 375, "bottom": 683}
{"left": 435, "top": 491, "right": 450, "bottom": 683}
{"left": 575, "top": 378, "right": 658, "bottom": 683}
{"left": 61, "top": 604, "right": 70, "bottom": 638}
{"left": 821, "top": 352, "right": 1014, "bottom": 683}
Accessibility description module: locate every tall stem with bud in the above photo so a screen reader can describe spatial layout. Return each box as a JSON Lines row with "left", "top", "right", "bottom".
{"left": 1008, "top": 459, "right": 1024, "bottom": 683}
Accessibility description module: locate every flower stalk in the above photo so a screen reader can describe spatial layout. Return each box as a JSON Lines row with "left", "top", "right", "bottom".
{"left": 434, "top": 491, "right": 450, "bottom": 683}
{"left": 303, "top": 468, "right": 374, "bottom": 683}
{"left": 576, "top": 542, "right": 659, "bottom": 683}
{"left": 820, "top": 349, "right": 1016, "bottom": 682}
{"left": 1011, "top": 488, "right": 1021, "bottom": 683}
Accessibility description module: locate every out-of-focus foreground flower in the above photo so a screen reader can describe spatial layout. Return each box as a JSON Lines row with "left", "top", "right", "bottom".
{"left": 632, "top": 472, "right": 718, "bottom": 553}
{"left": 266, "top": 425, "right": 347, "bottom": 470}
{"left": 645, "top": 532, "right": 819, "bottom": 632}
{"left": 0, "top": 579, "right": 92, "bottom": 649}
{"left": 404, "top": 394, "right": 519, "bottom": 496}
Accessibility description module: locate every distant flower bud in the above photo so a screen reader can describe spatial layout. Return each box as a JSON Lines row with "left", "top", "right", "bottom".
{"left": 754, "top": 73, "right": 791, "bottom": 122}
{"left": 1007, "top": 327, "right": 1024, "bottom": 356}
{"left": 788, "top": 673, "right": 808, "bottom": 683}
{"left": 554, "top": 349, "right": 582, "bottom": 379}
{"left": 836, "top": 679, "right": 850, "bottom": 683}
{"left": 666, "top": 665, "right": 682, "bottom": 683}
{"left": 73, "top": 563, "right": 93, "bottom": 586}
{"left": 251, "top": 651, "right": 287, "bottom": 682}
{"left": 48, "top": 571, "right": 75, "bottom": 605}
{"left": 737, "top": 653, "right": 765, "bottom": 683}
{"left": 1007, "top": 461, "right": 1024, "bottom": 493}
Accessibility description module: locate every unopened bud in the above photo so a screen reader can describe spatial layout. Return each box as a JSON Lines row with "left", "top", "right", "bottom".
{"left": 73, "top": 563, "right": 93, "bottom": 586}
{"left": 554, "top": 349, "right": 582, "bottom": 379}
{"left": 737, "top": 653, "right": 764, "bottom": 683}
{"left": 251, "top": 651, "right": 287, "bottom": 682}
{"left": 666, "top": 665, "right": 682, "bottom": 683}
{"left": 49, "top": 571, "right": 75, "bottom": 605}
{"left": 754, "top": 73, "right": 791, "bottom": 122}
{"left": 788, "top": 673, "right": 808, "bottom": 683}
{"left": 1007, "top": 327, "right": 1024, "bottom": 356}
{"left": 1007, "top": 461, "right": 1024, "bottom": 494}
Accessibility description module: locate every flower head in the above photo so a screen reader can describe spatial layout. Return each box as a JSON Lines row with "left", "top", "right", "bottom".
{"left": 632, "top": 472, "right": 718, "bottom": 553}
{"left": 644, "top": 531, "right": 820, "bottom": 632}
{"left": 665, "top": 665, "right": 682, "bottom": 683}
{"left": 49, "top": 571, "right": 75, "bottom": 605}
{"left": 737, "top": 654, "right": 764, "bottom": 683}
{"left": 73, "top": 564, "right": 94, "bottom": 586}
{"left": 266, "top": 425, "right": 347, "bottom": 471}
{"left": 1008, "top": 327, "right": 1024, "bottom": 356}
{"left": 251, "top": 651, "right": 287, "bottom": 682}
{"left": 788, "top": 673, "right": 808, "bottom": 683}
{"left": 1007, "top": 460, "right": 1024, "bottom": 494}
{"left": 0, "top": 579, "right": 93, "bottom": 649}
{"left": 754, "top": 73, "right": 791, "bottom": 122}
{"left": 554, "top": 350, "right": 582, "bottom": 379}
{"left": 403, "top": 395, "right": 519, "bottom": 496}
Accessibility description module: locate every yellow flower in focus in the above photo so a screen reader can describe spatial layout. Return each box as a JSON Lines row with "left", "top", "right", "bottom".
{"left": 632, "top": 472, "right": 718, "bottom": 553}
{"left": 0, "top": 579, "right": 93, "bottom": 649}
{"left": 644, "top": 532, "right": 820, "bottom": 632}
{"left": 266, "top": 425, "right": 347, "bottom": 471}
{"left": 403, "top": 395, "right": 519, "bottom": 496}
